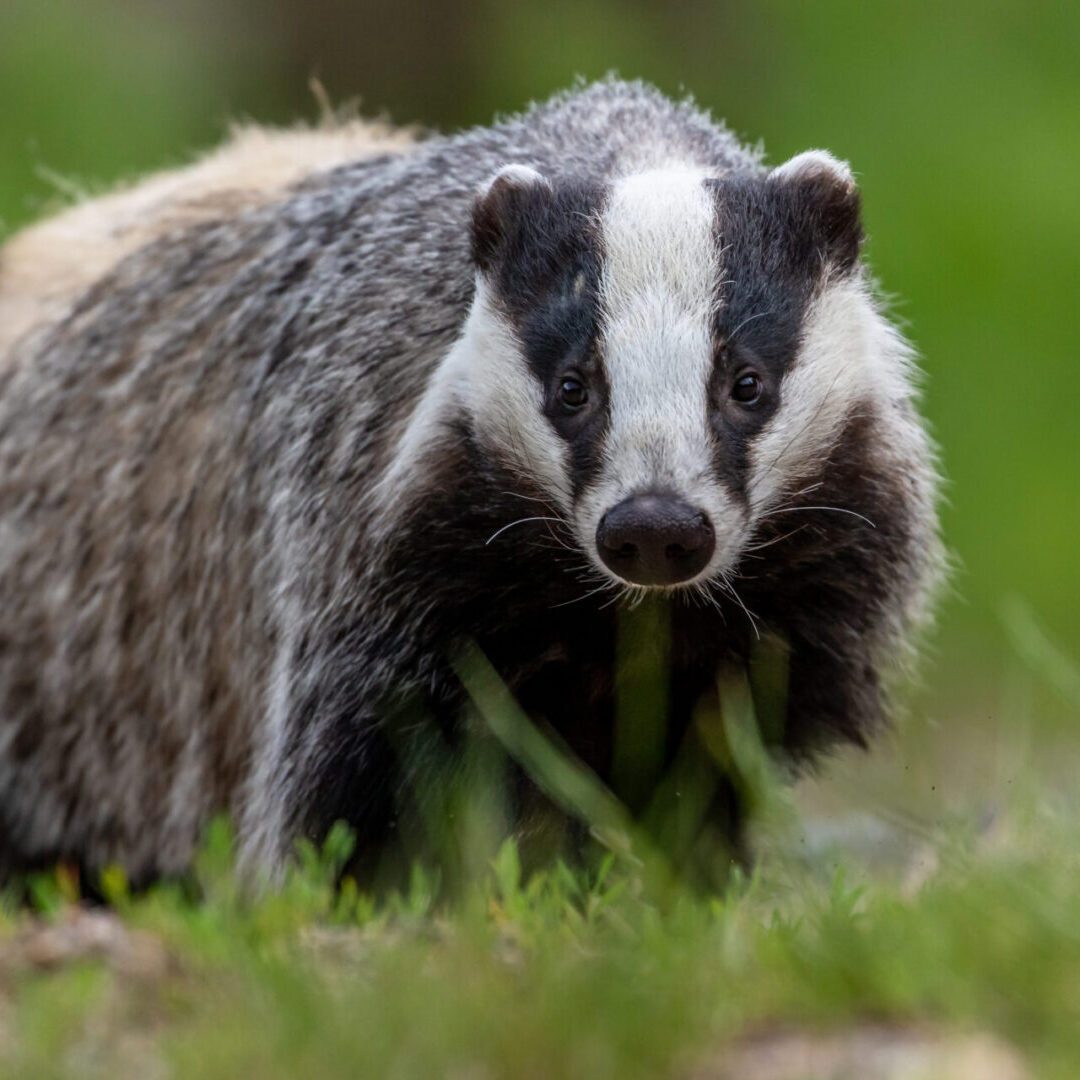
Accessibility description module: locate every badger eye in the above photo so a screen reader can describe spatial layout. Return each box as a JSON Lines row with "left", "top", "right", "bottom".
{"left": 731, "top": 372, "right": 763, "bottom": 405}
{"left": 558, "top": 377, "right": 588, "bottom": 410}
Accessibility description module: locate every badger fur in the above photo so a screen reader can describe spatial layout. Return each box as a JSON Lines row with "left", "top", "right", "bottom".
{"left": 0, "top": 80, "right": 942, "bottom": 885}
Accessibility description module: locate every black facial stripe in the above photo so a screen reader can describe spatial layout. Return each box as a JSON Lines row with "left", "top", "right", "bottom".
{"left": 706, "top": 345, "right": 780, "bottom": 502}
{"left": 736, "top": 406, "right": 921, "bottom": 750}
{"left": 704, "top": 175, "right": 845, "bottom": 503}
{"left": 481, "top": 177, "right": 611, "bottom": 498}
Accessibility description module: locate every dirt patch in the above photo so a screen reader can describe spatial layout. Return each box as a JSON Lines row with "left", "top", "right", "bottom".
{"left": 0, "top": 907, "right": 170, "bottom": 980}
{"left": 688, "top": 1025, "right": 1029, "bottom": 1080}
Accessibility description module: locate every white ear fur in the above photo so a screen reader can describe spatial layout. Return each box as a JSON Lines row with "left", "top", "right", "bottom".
{"left": 769, "top": 149, "right": 855, "bottom": 188}
{"left": 476, "top": 163, "right": 551, "bottom": 197}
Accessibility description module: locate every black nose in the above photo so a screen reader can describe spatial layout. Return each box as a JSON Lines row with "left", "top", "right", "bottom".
{"left": 596, "top": 495, "right": 715, "bottom": 586}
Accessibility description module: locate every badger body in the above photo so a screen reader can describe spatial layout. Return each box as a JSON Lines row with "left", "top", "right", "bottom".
{"left": 0, "top": 81, "right": 941, "bottom": 884}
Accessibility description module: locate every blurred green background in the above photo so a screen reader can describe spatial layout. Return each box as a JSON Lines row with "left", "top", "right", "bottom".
{"left": 1, "top": 0, "right": 1077, "bottom": 734}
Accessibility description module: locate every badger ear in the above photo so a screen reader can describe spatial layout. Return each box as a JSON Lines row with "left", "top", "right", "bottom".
{"left": 472, "top": 164, "right": 551, "bottom": 273}
{"left": 769, "top": 150, "right": 863, "bottom": 272}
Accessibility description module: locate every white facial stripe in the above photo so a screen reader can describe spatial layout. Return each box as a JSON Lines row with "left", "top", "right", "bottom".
{"left": 747, "top": 278, "right": 914, "bottom": 513}
{"left": 577, "top": 167, "right": 746, "bottom": 581}
{"left": 461, "top": 283, "right": 573, "bottom": 509}
{"left": 369, "top": 277, "right": 573, "bottom": 539}
{"left": 596, "top": 168, "right": 719, "bottom": 493}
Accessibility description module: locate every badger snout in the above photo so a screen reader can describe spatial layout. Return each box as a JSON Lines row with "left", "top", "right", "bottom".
{"left": 596, "top": 494, "right": 715, "bottom": 586}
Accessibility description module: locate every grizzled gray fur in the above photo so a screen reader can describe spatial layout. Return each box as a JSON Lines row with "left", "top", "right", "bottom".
{"left": 0, "top": 80, "right": 942, "bottom": 885}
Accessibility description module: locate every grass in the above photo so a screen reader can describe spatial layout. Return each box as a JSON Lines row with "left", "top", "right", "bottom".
{"left": 3, "top": 612, "right": 1079, "bottom": 1079}
{"left": 4, "top": 795, "right": 1078, "bottom": 1078}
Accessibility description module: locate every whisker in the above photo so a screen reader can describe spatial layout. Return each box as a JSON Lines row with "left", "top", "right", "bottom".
{"left": 781, "top": 479, "right": 825, "bottom": 502}
{"left": 499, "top": 490, "right": 553, "bottom": 506}
{"left": 719, "top": 574, "right": 761, "bottom": 640}
{"left": 551, "top": 581, "right": 616, "bottom": 610}
{"left": 743, "top": 523, "right": 810, "bottom": 552}
{"left": 694, "top": 580, "right": 726, "bottom": 618}
{"left": 599, "top": 586, "right": 631, "bottom": 611}
{"left": 760, "top": 505, "right": 877, "bottom": 528}
{"left": 485, "top": 516, "right": 566, "bottom": 545}
{"left": 726, "top": 309, "right": 773, "bottom": 342}
{"left": 540, "top": 520, "right": 577, "bottom": 553}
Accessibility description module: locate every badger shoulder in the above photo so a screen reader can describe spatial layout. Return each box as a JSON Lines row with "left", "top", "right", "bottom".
{"left": 0, "top": 115, "right": 418, "bottom": 360}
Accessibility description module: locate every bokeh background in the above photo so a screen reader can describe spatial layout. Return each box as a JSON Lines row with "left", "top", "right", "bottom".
{"left": 2, "top": 0, "right": 1077, "bottom": 825}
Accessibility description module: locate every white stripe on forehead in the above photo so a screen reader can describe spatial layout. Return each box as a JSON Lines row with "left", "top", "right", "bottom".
{"left": 597, "top": 166, "right": 719, "bottom": 492}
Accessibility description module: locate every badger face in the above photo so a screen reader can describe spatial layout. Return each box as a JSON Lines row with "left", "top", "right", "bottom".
{"left": 463, "top": 153, "right": 917, "bottom": 595}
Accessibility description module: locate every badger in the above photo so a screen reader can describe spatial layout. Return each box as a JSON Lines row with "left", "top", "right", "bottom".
{"left": 0, "top": 80, "right": 942, "bottom": 887}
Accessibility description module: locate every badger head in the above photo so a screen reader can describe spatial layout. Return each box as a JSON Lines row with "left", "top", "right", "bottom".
{"left": 457, "top": 154, "right": 936, "bottom": 613}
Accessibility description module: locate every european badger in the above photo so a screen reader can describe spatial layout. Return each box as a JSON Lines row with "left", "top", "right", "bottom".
{"left": 0, "top": 80, "right": 941, "bottom": 886}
